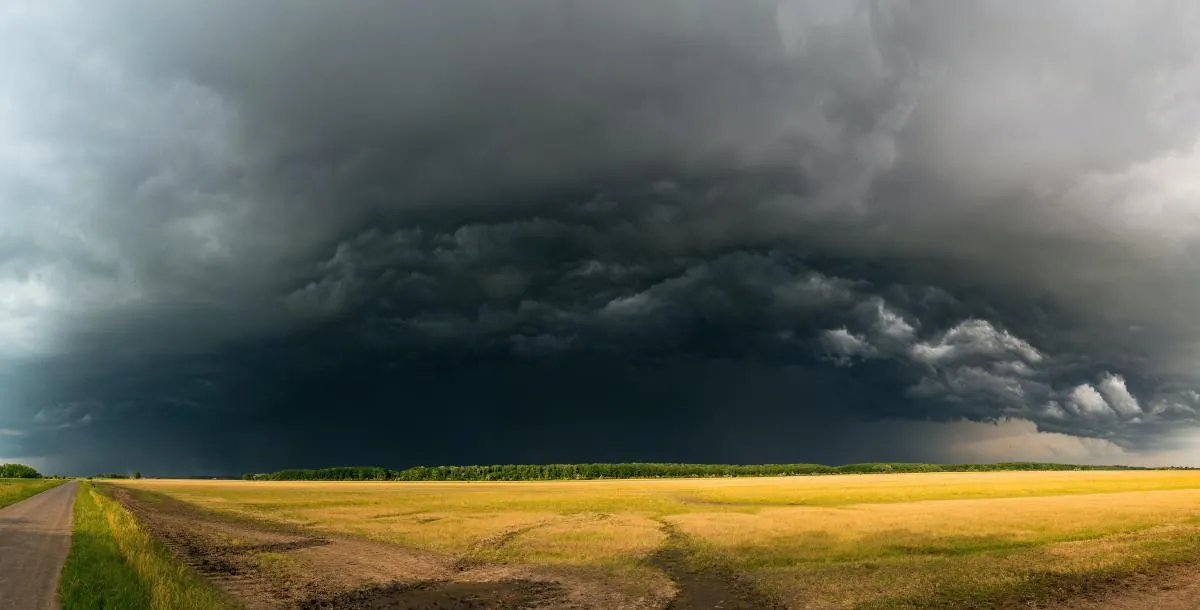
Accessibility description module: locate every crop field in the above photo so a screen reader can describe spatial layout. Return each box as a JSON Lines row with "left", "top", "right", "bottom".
{"left": 115, "top": 471, "right": 1200, "bottom": 608}
{"left": 0, "top": 478, "right": 61, "bottom": 509}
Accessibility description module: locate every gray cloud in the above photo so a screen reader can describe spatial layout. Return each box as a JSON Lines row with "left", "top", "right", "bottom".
{"left": 5, "top": 0, "right": 1200, "bottom": 472}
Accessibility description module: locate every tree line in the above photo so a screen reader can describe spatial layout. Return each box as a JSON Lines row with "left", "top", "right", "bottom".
{"left": 242, "top": 461, "right": 1161, "bottom": 482}
{"left": 88, "top": 472, "right": 141, "bottom": 480}
{"left": 0, "top": 463, "right": 42, "bottom": 478}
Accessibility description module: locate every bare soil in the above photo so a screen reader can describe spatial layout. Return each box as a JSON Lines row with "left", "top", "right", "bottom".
{"left": 298, "top": 580, "right": 564, "bottom": 609}
{"left": 1028, "top": 560, "right": 1200, "bottom": 610}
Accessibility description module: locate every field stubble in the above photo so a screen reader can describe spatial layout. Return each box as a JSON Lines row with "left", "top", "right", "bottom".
{"left": 118, "top": 470, "right": 1200, "bottom": 608}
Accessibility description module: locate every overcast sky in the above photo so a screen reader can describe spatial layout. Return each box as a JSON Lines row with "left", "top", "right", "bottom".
{"left": 5, "top": 0, "right": 1200, "bottom": 475}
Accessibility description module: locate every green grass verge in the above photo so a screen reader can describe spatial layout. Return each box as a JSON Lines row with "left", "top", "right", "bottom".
{"left": 59, "top": 482, "right": 236, "bottom": 610}
{"left": 0, "top": 478, "right": 62, "bottom": 508}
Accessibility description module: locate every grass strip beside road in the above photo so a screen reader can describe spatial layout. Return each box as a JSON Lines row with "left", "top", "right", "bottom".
{"left": 0, "top": 478, "right": 62, "bottom": 508}
{"left": 59, "top": 482, "right": 235, "bottom": 610}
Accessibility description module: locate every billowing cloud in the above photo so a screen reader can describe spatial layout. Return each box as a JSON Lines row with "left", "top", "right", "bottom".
{"left": 3, "top": 1, "right": 1200, "bottom": 474}
{"left": 1068, "top": 385, "right": 1114, "bottom": 419}
{"left": 1096, "top": 374, "right": 1143, "bottom": 419}
{"left": 910, "top": 320, "right": 1043, "bottom": 366}
{"left": 820, "top": 328, "right": 877, "bottom": 366}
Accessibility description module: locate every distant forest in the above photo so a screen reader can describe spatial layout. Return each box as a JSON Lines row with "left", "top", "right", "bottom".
{"left": 242, "top": 462, "right": 1168, "bottom": 482}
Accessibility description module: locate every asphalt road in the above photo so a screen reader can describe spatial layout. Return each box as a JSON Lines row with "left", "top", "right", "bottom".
{"left": 0, "top": 481, "right": 77, "bottom": 610}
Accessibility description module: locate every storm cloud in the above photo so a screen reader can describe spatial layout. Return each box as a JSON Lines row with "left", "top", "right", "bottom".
{"left": 5, "top": 0, "right": 1200, "bottom": 474}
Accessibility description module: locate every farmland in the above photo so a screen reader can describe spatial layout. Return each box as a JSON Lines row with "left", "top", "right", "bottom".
{"left": 111, "top": 470, "right": 1200, "bottom": 608}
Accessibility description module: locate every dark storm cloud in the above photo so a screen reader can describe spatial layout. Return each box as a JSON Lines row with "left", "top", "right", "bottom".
{"left": 5, "top": 0, "right": 1200, "bottom": 473}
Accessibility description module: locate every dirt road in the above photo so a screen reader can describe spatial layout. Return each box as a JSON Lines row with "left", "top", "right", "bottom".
{"left": 0, "top": 481, "right": 76, "bottom": 610}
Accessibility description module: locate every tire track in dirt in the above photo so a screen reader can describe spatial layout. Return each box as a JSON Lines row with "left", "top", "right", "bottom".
{"left": 453, "top": 521, "right": 554, "bottom": 572}
{"left": 468, "top": 513, "right": 613, "bottom": 554}
{"left": 454, "top": 512, "right": 614, "bottom": 572}
{"left": 467, "top": 521, "right": 552, "bottom": 554}
{"left": 649, "top": 520, "right": 785, "bottom": 610}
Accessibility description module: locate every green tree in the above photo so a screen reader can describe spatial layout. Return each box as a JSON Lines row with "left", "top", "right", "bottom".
{"left": 0, "top": 463, "right": 42, "bottom": 478}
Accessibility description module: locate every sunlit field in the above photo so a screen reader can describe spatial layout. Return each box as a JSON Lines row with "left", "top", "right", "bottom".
{"left": 60, "top": 482, "right": 230, "bottom": 610}
{"left": 0, "top": 478, "right": 61, "bottom": 509}
{"left": 120, "top": 471, "right": 1200, "bottom": 607}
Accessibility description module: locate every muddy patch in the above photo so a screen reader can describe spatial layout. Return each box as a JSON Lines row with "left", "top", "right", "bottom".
{"left": 301, "top": 580, "right": 564, "bottom": 609}
{"left": 650, "top": 521, "right": 785, "bottom": 610}
{"left": 235, "top": 539, "right": 333, "bottom": 554}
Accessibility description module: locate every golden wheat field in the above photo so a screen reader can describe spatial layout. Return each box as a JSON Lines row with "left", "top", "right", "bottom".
{"left": 118, "top": 471, "right": 1200, "bottom": 608}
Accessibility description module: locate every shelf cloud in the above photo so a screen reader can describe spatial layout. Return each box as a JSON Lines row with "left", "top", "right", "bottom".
{"left": 4, "top": 1, "right": 1200, "bottom": 474}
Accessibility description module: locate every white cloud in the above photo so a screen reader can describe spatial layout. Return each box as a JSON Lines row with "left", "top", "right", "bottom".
{"left": 1040, "top": 401, "right": 1069, "bottom": 420}
{"left": 1096, "top": 373, "right": 1142, "bottom": 418}
{"left": 1067, "top": 384, "right": 1114, "bottom": 418}
{"left": 911, "top": 319, "right": 1043, "bottom": 365}
{"left": 819, "top": 328, "right": 876, "bottom": 365}
{"left": 873, "top": 300, "right": 916, "bottom": 341}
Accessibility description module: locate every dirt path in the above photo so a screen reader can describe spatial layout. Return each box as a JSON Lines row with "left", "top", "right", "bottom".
{"left": 0, "top": 481, "right": 77, "bottom": 610}
{"left": 111, "top": 487, "right": 652, "bottom": 609}
{"left": 649, "top": 521, "right": 785, "bottom": 610}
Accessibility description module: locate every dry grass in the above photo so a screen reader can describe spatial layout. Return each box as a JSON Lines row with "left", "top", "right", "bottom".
{"left": 119, "top": 471, "right": 1200, "bottom": 607}
{"left": 0, "top": 478, "right": 61, "bottom": 508}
